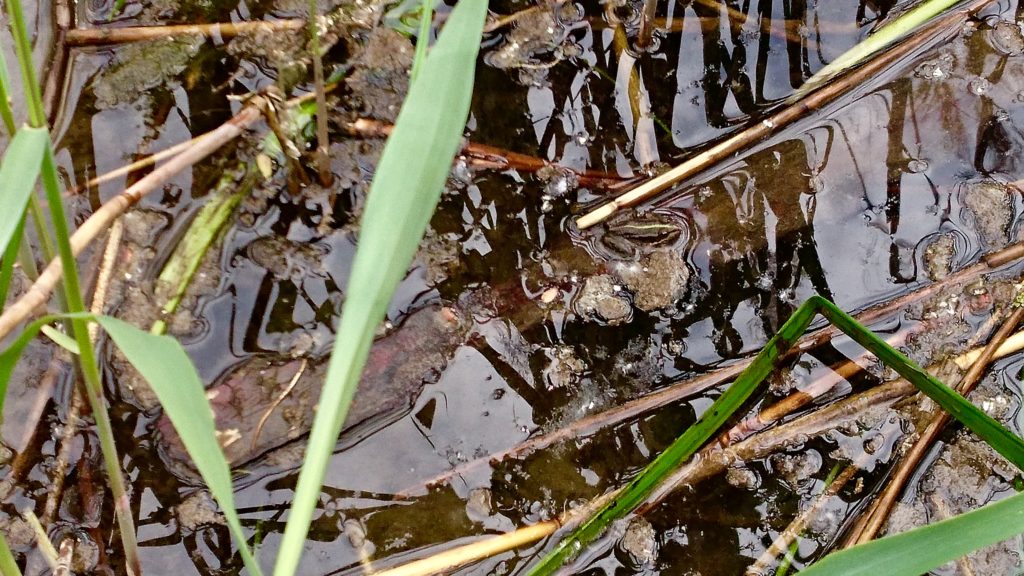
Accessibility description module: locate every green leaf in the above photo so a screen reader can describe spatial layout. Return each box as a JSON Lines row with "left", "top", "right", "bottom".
{"left": 800, "top": 491, "right": 1024, "bottom": 576}
{"left": 40, "top": 325, "right": 79, "bottom": 355}
{"left": 96, "top": 316, "right": 264, "bottom": 576}
{"left": 0, "top": 128, "right": 47, "bottom": 256}
{"left": 272, "top": 1, "right": 487, "bottom": 574}
{"left": 0, "top": 216, "right": 25, "bottom": 312}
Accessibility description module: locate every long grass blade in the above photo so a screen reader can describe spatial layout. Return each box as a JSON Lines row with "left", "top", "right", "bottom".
{"left": 0, "top": 532, "right": 22, "bottom": 576}
{"left": 0, "top": 128, "right": 46, "bottom": 256}
{"left": 0, "top": 217, "right": 26, "bottom": 312}
{"left": 800, "top": 491, "right": 1024, "bottom": 575}
{"left": 97, "top": 316, "right": 264, "bottom": 576}
{"left": 272, "top": 1, "right": 487, "bottom": 573}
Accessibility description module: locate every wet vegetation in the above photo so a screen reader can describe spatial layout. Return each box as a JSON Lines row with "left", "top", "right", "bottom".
{"left": 5, "top": 0, "right": 1024, "bottom": 574}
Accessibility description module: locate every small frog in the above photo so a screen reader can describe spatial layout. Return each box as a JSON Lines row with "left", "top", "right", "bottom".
{"left": 596, "top": 210, "right": 684, "bottom": 259}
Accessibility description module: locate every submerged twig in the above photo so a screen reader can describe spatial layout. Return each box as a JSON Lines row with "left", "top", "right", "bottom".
{"left": 748, "top": 464, "right": 861, "bottom": 575}
{"left": 67, "top": 131, "right": 215, "bottom": 196}
{"left": 369, "top": 491, "right": 618, "bottom": 576}
{"left": 63, "top": 19, "right": 305, "bottom": 46}
{"left": 252, "top": 359, "right": 307, "bottom": 452}
{"left": 575, "top": 0, "right": 989, "bottom": 229}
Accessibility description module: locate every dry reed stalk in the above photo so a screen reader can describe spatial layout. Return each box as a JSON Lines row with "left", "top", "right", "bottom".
{"left": 345, "top": 118, "right": 631, "bottom": 187}
{"left": 67, "top": 132, "right": 214, "bottom": 196}
{"left": 63, "top": 19, "right": 304, "bottom": 47}
{"left": 368, "top": 491, "right": 618, "bottom": 576}
{"left": 747, "top": 463, "right": 861, "bottom": 575}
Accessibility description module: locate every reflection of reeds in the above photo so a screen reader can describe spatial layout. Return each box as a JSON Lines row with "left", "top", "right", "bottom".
{"left": 576, "top": 0, "right": 987, "bottom": 229}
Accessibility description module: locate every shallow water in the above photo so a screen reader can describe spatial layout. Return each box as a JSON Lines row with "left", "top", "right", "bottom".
{"left": 5, "top": 0, "right": 1024, "bottom": 574}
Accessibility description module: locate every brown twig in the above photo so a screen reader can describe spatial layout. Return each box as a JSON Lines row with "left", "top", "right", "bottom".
{"left": 0, "top": 102, "right": 265, "bottom": 342}
{"left": 843, "top": 300, "right": 1024, "bottom": 546}
{"left": 575, "top": 0, "right": 989, "bottom": 229}
{"left": 344, "top": 118, "right": 632, "bottom": 188}
{"left": 63, "top": 19, "right": 305, "bottom": 47}
{"left": 252, "top": 359, "right": 307, "bottom": 452}
{"left": 403, "top": 241, "right": 1024, "bottom": 495}
{"left": 67, "top": 131, "right": 215, "bottom": 196}
{"left": 368, "top": 491, "right": 618, "bottom": 576}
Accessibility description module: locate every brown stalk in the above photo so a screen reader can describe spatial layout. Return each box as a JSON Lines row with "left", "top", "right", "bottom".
{"left": 63, "top": 19, "right": 305, "bottom": 47}
{"left": 575, "top": 0, "right": 988, "bottom": 229}
{"left": 344, "top": 118, "right": 631, "bottom": 188}
{"left": 843, "top": 301, "right": 1024, "bottom": 546}
{"left": 404, "top": 240, "right": 1024, "bottom": 495}
{"left": 66, "top": 131, "right": 215, "bottom": 196}
{"left": 368, "top": 490, "right": 618, "bottom": 576}
{"left": 0, "top": 102, "right": 265, "bottom": 342}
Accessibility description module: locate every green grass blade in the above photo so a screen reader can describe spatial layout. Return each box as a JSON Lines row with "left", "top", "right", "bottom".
{"left": 0, "top": 532, "right": 21, "bottom": 576}
{"left": 0, "top": 128, "right": 47, "bottom": 256}
{"left": 410, "top": 0, "right": 435, "bottom": 82}
{"left": 800, "top": 491, "right": 1024, "bottom": 576}
{"left": 40, "top": 325, "right": 79, "bottom": 354}
{"left": 0, "top": 216, "right": 26, "bottom": 312}
{"left": 0, "top": 46, "right": 17, "bottom": 135}
{"left": 96, "top": 316, "right": 264, "bottom": 576}
{"left": 793, "top": 0, "right": 961, "bottom": 97}
{"left": 272, "top": 1, "right": 487, "bottom": 573}
{"left": 528, "top": 298, "right": 822, "bottom": 574}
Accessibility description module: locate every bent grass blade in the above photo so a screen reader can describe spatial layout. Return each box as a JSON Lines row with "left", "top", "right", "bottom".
{"left": 528, "top": 295, "right": 1024, "bottom": 574}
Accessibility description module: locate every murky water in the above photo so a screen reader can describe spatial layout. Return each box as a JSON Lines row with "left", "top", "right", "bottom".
{"left": 5, "top": 0, "right": 1024, "bottom": 574}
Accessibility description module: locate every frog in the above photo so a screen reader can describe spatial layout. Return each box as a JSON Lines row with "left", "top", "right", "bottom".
{"left": 595, "top": 210, "right": 685, "bottom": 259}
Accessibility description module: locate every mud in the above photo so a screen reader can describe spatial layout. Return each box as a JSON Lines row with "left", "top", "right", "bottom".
{"left": 156, "top": 305, "right": 469, "bottom": 474}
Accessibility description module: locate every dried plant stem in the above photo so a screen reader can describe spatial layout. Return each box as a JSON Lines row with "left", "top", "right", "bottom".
{"left": 370, "top": 491, "right": 618, "bottom": 576}
{"left": 575, "top": 0, "right": 984, "bottom": 229}
{"left": 843, "top": 302, "right": 1024, "bottom": 546}
{"left": 0, "top": 104, "right": 263, "bottom": 343}
{"left": 67, "top": 131, "right": 214, "bottom": 195}
{"left": 637, "top": 0, "right": 658, "bottom": 49}
{"left": 23, "top": 510, "right": 58, "bottom": 569}
{"left": 63, "top": 19, "right": 304, "bottom": 47}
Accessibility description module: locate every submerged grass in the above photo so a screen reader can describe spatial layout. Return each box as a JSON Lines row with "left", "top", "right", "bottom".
{"left": 273, "top": 1, "right": 487, "bottom": 572}
{"left": 529, "top": 295, "right": 1024, "bottom": 574}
